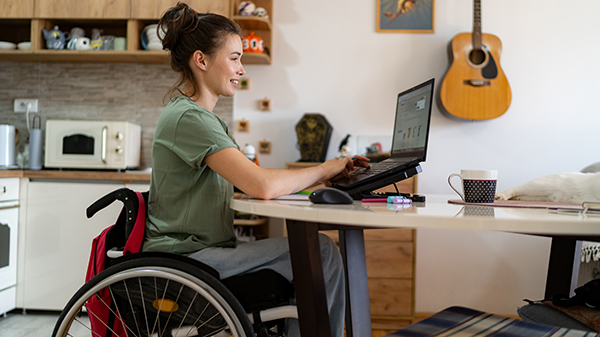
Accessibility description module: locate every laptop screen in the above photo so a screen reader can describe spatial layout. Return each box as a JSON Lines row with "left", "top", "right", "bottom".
{"left": 390, "top": 78, "right": 434, "bottom": 161}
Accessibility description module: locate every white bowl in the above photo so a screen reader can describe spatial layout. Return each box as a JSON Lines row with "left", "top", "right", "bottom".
{"left": 17, "top": 42, "right": 31, "bottom": 50}
{"left": 147, "top": 41, "right": 163, "bottom": 51}
{"left": 0, "top": 41, "right": 17, "bottom": 50}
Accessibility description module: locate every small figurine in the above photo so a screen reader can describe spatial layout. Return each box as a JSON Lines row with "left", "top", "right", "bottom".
{"left": 338, "top": 134, "right": 352, "bottom": 157}
{"left": 238, "top": 1, "right": 256, "bottom": 16}
{"left": 243, "top": 144, "right": 259, "bottom": 165}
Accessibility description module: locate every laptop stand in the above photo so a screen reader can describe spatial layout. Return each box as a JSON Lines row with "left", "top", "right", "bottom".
{"left": 340, "top": 165, "right": 422, "bottom": 200}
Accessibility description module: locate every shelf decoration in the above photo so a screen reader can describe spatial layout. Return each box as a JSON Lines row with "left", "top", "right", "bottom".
{"left": 237, "top": 119, "right": 249, "bottom": 132}
{"left": 243, "top": 31, "right": 264, "bottom": 53}
{"left": 259, "top": 140, "right": 271, "bottom": 154}
{"left": 259, "top": 98, "right": 271, "bottom": 111}
{"left": 239, "top": 78, "right": 250, "bottom": 90}
{"left": 295, "top": 113, "right": 332, "bottom": 162}
{"left": 238, "top": 1, "right": 257, "bottom": 15}
{"left": 42, "top": 26, "right": 70, "bottom": 49}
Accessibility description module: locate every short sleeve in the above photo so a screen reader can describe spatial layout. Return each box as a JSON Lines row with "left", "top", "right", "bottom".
{"left": 172, "top": 110, "right": 238, "bottom": 168}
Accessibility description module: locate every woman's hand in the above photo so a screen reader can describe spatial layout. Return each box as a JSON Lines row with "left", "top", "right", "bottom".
{"left": 318, "top": 155, "right": 370, "bottom": 185}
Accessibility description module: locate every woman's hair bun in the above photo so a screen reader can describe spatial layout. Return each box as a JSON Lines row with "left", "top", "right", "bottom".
{"left": 158, "top": 2, "right": 199, "bottom": 51}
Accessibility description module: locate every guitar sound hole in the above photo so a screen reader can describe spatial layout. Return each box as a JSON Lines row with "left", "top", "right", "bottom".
{"left": 469, "top": 49, "right": 486, "bottom": 66}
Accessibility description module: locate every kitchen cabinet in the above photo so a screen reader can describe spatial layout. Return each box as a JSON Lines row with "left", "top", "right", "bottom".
{"left": 0, "top": 0, "right": 34, "bottom": 18}
{"left": 131, "top": 0, "right": 229, "bottom": 19}
{"left": 0, "top": 178, "right": 19, "bottom": 315}
{"left": 34, "top": 0, "right": 130, "bottom": 19}
{"left": 0, "top": 0, "right": 272, "bottom": 64}
{"left": 17, "top": 180, "right": 124, "bottom": 310}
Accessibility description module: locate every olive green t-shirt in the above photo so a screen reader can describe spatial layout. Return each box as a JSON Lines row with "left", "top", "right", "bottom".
{"left": 143, "top": 95, "right": 239, "bottom": 255}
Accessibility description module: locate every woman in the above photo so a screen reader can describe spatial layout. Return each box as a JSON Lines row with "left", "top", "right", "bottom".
{"left": 143, "top": 3, "right": 369, "bottom": 336}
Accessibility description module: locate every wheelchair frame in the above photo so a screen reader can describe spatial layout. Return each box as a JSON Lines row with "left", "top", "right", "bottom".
{"left": 52, "top": 188, "right": 297, "bottom": 337}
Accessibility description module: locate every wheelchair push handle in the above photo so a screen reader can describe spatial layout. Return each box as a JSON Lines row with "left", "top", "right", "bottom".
{"left": 86, "top": 187, "right": 138, "bottom": 219}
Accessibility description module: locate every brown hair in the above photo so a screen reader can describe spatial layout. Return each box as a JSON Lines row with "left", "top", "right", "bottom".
{"left": 158, "top": 2, "right": 242, "bottom": 101}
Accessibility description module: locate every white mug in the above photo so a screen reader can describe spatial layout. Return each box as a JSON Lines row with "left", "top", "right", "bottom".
{"left": 448, "top": 170, "right": 498, "bottom": 203}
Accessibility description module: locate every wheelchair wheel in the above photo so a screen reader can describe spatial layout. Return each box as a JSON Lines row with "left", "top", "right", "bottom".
{"left": 52, "top": 256, "right": 254, "bottom": 337}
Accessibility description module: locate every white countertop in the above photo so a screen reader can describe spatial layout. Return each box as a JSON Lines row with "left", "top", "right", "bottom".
{"left": 231, "top": 194, "right": 600, "bottom": 238}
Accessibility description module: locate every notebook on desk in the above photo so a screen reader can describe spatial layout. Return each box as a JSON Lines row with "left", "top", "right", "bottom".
{"left": 331, "top": 78, "right": 434, "bottom": 199}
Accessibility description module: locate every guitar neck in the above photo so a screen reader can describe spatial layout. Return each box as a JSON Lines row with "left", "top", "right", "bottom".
{"left": 472, "top": 0, "right": 482, "bottom": 50}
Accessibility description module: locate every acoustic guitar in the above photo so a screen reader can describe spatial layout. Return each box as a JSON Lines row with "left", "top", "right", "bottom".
{"left": 440, "top": 0, "right": 511, "bottom": 120}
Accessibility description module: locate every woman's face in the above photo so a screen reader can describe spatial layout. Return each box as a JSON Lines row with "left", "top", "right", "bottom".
{"left": 204, "top": 34, "right": 245, "bottom": 98}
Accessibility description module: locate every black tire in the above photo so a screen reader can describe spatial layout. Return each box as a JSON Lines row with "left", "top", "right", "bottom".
{"left": 52, "top": 256, "right": 254, "bottom": 337}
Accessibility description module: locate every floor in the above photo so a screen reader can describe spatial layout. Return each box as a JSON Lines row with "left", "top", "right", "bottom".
{"left": 0, "top": 309, "right": 60, "bottom": 337}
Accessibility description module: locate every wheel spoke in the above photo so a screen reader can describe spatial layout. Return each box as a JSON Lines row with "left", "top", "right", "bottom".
{"left": 178, "top": 292, "right": 201, "bottom": 336}
{"left": 123, "top": 279, "right": 142, "bottom": 337}
{"left": 188, "top": 303, "right": 220, "bottom": 337}
{"left": 109, "top": 284, "right": 138, "bottom": 337}
{"left": 138, "top": 277, "right": 151, "bottom": 336}
{"left": 149, "top": 277, "right": 162, "bottom": 336}
{"left": 84, "top": 301, "right": 123, "bottom": 337}
{"left": 159, "top": 282, "right": 185, "bottom": 337}
{"left": 54, "top": 262, "right": 251, "bottom": 337}
{"left": 71, "top": 314, "right": 97, "bottom": 337}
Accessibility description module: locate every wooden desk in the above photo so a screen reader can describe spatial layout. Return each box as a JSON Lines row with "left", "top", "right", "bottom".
{"left": 230, "top": 195, "right": 600, "bottom": 337}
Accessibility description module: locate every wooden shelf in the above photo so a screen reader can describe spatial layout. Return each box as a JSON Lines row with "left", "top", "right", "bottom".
{"left": 232, "top": 15, "right": 271, "bottom": 30}
{"left": 0, "top": 49, "right": 273, "bottom": 64}
{"left": 0, "top": 0, "right": 273, "bottom": 64}
{"left": 242, "top": 52, "right": 271, "bottom": 65}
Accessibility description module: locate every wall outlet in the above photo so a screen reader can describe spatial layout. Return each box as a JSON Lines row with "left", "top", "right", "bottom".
{"left": 13, "top": 98, "right": 39, "bottom": 113}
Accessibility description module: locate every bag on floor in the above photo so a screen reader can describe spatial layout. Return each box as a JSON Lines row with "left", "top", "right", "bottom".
{"left": 552, "top": 279, "right": 600, "bottom": 309}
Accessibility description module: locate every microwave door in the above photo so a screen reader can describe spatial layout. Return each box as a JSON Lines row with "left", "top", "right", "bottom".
{"left": 63, "top": 133, "right": 95, "bottom": 155}
{"left": 60, "top": 126, "right": 109, "bottom": 167}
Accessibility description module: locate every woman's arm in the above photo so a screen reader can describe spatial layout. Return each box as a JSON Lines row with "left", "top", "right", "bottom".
{"left": 204, "top": 147, "right": 368, "bottom": 199}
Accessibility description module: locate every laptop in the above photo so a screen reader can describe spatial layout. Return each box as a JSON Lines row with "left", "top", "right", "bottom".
{"left": 331, "top": 78, "right": 434, "bottom": 199}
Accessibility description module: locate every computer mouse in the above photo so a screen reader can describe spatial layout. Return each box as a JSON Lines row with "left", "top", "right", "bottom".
{"left": 309, "top": 188, "right": 354, "bottom": 204}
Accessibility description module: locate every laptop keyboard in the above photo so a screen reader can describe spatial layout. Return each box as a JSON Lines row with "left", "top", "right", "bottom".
{"left": 351, "top": 161, "right": 405, "bottom": 177}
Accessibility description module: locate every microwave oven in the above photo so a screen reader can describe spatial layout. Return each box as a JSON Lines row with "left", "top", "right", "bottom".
{"left": 44, "top": 120, "right": 142, "bottom": 170}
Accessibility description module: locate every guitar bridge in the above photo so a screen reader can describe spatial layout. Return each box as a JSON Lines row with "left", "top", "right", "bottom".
{"left": 463, "top": 79, "right": 491, "bottom": 87}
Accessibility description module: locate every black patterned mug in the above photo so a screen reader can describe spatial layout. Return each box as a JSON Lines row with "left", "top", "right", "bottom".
{"left": 448, "top": 170, "right": 498, "bottom": 203}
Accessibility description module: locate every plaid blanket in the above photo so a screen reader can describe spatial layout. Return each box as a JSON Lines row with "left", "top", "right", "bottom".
{"left": 386, "top": 306, "right": 599, "bottom": 337}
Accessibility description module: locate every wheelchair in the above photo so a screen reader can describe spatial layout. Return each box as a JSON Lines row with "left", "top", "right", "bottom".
{"left": 52, "top": 188, "right": 297, "bottom": 337}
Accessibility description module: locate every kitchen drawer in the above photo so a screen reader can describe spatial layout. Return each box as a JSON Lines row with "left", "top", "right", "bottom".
{"left": 0, "top": 178, "right": 19, "bottom": 202}
{"left": 369, "top": 278, "right": 413, "bottom": 316}
{"left": 366, "top": 241, "right": 413, "bottom": 279}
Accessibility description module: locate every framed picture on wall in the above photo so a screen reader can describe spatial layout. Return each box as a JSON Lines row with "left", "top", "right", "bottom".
{"left": 377, "top": 0, "right": 435, "bottom": 33}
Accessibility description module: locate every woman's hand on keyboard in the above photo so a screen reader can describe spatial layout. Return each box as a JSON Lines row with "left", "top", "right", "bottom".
{"left": 351, "top": 155, "right": 371, "bottom": 170}
{"left": 318, "top": 155, "right": 370, "bottom": 186}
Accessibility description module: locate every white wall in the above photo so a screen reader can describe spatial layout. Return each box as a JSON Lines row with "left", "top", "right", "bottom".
{"left": 232, "top": 0, "right": 600, "bottom": 315}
